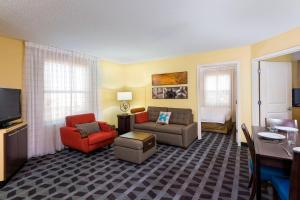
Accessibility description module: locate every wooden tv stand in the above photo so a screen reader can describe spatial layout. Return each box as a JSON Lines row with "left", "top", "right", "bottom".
{"left": 0, "top": 122, "right": 27, "bottom": 183}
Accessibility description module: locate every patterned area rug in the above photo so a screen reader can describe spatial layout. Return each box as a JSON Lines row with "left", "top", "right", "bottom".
{"left": 0, "top": 132, "right": 272, "bottom": 200}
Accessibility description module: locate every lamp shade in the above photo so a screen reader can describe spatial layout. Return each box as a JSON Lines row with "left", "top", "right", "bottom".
{"left": 117, "top": 92, "right": 132, "bottom": 101}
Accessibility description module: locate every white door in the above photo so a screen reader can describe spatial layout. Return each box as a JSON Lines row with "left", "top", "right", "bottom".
{"left": 260, "top": 61, "right": 292, "bottom": 126}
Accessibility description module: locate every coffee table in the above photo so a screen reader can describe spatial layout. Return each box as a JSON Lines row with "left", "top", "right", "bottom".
{"left": 114, "top": 131, "right": 156, "bottom": 164}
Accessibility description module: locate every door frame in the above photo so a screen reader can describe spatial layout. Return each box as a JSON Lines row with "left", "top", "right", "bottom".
{"left": 197, "top": 61, "right": 241, "bottom": 146}
{"left": 252, "top": 45, "right": 300, "bottom": 126}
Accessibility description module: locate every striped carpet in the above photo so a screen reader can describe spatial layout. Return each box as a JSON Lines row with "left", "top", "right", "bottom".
{"left": 0, "top": 132, "right": 272, "bottom": 200}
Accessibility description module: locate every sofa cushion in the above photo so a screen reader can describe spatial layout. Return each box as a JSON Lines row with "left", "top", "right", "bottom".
{"left": 168, "top": 108, "right": 193, "bottom": 125}
{"left": 155, "top": 124, "right": 185, "bottom": 135}
{"left": 147, "top": 106, "right": 168, "bottom": 122}
{"left": 75, "top": 122, "right": 100, "bottom": 138}
{"left": 88, "top": 131, "right": 114, "bottom": 145}
{"left": 156, "top": 112, "right": 171, "bottom": 124}
{"left": 134, "top": 122, "right": 157, "bottom": 131}
{"left": 135, "top": 112, "right": 148, "bottom": 124}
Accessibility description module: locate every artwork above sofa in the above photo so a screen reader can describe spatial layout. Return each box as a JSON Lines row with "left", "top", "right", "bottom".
{"left": 152, "top": 71, "right": 188, "bottom": 86}
{"left": 152, "top": 86, "right": 188, "bottom": 99}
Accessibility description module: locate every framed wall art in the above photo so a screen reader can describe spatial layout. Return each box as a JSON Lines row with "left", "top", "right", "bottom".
{"left": 152, "top": 71, "right": 187, "bottom": 86}
{"left": 152, "top": 86, "right": 188, "bottom": 99}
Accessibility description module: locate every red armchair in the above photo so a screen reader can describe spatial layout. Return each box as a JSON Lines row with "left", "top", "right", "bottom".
{"left": 60, "top": 113, "right": 117, "bottom": 153}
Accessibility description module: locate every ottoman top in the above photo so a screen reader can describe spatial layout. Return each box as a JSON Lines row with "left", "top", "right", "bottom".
{"left": 115, "top": 132, "right": 155, "bottom": 150}
{"left": 120, "top": 131, "right": 152, "bottom": 141}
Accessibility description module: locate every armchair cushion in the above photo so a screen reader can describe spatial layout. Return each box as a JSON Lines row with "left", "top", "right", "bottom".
{"left": 88, "top": 131, "right": 115, "bottom": 145}
{"left": 66, "top": 113, "right": 96, "bottom": 127}
{"left": 75, "top": 122, "right": 100, "bottom": 138}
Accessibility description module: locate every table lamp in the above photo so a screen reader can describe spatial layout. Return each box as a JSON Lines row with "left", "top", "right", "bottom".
{"left": 117, "top": 91, "right": 132, "bottom": 114}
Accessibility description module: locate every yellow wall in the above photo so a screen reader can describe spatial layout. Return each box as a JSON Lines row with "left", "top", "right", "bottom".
{"left": 0, "top": 36, "right": 24, "bottom": 89}
{"left": 292, "top": 61, "right": 300, "bottom": 88}
{"left": 100, "top": 60, "right": 125, "bottom": 126}
{"left": 265, "top": 54, "right": 292, "bottom": 62}
{"left": 252, "top": 27, "right": 300, "bottom": 58}
{"left": 123, "top": 46, "right": 252, "bottom": 141}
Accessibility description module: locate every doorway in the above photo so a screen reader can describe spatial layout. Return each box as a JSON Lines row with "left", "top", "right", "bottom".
{"left": 197, "top": 61, "right": 241, "bottom": 145}
{"left": 252, "top": 50, "right": 300, "bottom": 127}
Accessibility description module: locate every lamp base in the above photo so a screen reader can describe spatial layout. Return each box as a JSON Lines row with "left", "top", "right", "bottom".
{"left": 120, "top": 101, "right": 130, "bottom": 113}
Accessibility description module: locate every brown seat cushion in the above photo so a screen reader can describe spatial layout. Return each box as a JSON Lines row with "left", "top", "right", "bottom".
{"left": 134, "top": 122, "right": 157, "bottom": 131}
{"left": 147, "top": 106, "right": 168, "bottom": 122}
{"left": 168, "top": 108, "right": 193, "bottom": 125}
{"left": 155, "top": 124, "right": 185, "bottom": 135}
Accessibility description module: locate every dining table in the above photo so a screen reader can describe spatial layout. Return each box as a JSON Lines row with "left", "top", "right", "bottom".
{"left": 252, "top": 126, "right": 300, "bottom": 200}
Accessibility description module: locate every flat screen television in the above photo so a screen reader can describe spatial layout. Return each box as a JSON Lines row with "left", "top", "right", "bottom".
{"left": 0, "top": 88, "right": 21, "bottom": 127}
{"left": 292, "top": 88, "right": 300, "bottom": 107}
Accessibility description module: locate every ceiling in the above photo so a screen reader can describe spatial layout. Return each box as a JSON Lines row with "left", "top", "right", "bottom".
{"left": 0, "top": 0, "right": 300, "bottom": 63}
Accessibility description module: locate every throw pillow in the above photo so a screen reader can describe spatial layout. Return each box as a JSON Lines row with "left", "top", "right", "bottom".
{"left": 75, "top": 122, "right": 100, "bottom": 138}
{"left": 156, "top": 112, "right": 171, "bottom": 125}
{"left": 135, "top": 112, "right": 149, "bottom": 124}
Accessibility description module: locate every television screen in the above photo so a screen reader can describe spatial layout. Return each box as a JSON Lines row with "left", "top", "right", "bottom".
{"left": 292, "top": 88, "right": 300, "bottom": 107}
{"left": 0, "top": 88, "right": 21, "bottom": 123}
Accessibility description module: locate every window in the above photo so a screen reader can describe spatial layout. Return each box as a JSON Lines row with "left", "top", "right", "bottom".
{"left": 44, "top": 61, "right": 91, "bottom": 122}
{"left": 204, "top": 71, "right": 232, "bottom": 107}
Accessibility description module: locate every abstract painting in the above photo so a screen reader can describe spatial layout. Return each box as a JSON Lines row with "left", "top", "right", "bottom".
{"left": 152, "top": 86, "right": 188, "bottom": 99}
{"left": 152, "top": 71, "right": 187, "bottom": 86}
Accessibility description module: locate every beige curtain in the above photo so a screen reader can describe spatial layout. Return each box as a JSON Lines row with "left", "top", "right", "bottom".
{"left": 24, "top": 42, "right": 101, "bottom": 157}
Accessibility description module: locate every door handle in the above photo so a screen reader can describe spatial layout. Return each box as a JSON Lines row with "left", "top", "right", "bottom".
{"left": 287, "top": 107, "right": 292, "bottom": 111}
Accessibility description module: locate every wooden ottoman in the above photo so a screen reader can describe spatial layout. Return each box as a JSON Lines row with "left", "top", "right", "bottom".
{"left": 114, "top": 131, "right": 156, "bottom": 164}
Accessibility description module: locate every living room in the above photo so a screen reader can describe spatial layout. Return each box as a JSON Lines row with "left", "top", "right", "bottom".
{"left": 1, "top": 1, "right": 300, "bottom": 199}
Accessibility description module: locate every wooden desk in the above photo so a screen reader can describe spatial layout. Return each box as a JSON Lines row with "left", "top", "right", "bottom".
{"left": 252, "top": 126, "right": 299, "bottom": 200}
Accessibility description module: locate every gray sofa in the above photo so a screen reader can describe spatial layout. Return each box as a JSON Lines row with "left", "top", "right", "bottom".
{"left": 130, "top": 106, "right": 198, "bottom": 148}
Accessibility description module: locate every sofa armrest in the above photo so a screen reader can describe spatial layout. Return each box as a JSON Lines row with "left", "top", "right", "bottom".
{"left": 182, "top": 122, "right": 198, "bottom": 148}
{"left": 130, "top": 115, "right": 135, "bottom": 131}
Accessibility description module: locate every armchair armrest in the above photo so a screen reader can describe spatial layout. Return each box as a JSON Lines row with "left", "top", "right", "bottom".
{"left": 182, "top": 122, "right": 198, "bottom": 148}
{"left": 60, "top": 126, "right": 82, "bottom": 144}
{"left": 98, "top": 121, "right": 115, "bottom": 132}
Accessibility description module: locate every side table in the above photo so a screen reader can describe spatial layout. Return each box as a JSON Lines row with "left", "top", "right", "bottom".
{"left": 117, "top": 114, "right": 131, "bottom": 135}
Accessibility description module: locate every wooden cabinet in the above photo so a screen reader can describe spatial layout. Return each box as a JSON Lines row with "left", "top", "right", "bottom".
{"left": 0, "top": 123, "right": 27, "bottom": 183}
{"left": 5, "top": 129, "right": 19, "bottom": 179}
{"left": 17, "top": 127, "right": 28, "bottom": 167}
{"left": 117, "top": 114, "right": 131, "bottom": 135}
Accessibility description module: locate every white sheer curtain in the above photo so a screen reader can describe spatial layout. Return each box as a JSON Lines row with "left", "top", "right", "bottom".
{"left": 201, "top": 66, "right": 236, "bottom": 120}
{"left": 23, "top": 42, "right": 101, "bottom": 157}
